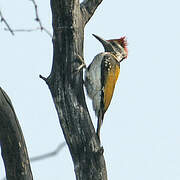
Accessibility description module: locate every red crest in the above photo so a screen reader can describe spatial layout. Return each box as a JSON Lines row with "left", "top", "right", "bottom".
{"left": 108, "top": 36, "right": 128, "bottom": 57}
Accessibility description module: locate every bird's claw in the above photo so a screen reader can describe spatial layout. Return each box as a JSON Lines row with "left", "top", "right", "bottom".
{"left": 75, "top": 54, "right": 86, "bottom": 72}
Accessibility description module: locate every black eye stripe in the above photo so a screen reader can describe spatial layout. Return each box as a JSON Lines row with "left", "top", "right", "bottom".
{"left": 111, "top": 41, "right": 116, "bottom": 45}
{"left": 111, "top": 41, "right": 124, "bottom": 53}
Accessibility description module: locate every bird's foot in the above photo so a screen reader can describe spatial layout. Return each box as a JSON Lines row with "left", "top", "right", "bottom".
{"left": 75, "top": 54, "right": 86, "bottom": 72}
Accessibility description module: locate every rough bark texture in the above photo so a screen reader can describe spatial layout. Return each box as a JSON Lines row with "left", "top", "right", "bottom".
{"left": 0, "top": 87, "right": 33, "bottom": 180}
{"left": 43, "top": 0, "right": 107, "bottom": 179}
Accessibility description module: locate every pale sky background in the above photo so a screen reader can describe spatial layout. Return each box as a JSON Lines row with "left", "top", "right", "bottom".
{"left": 0, "top": 0, "right": 180, "bottom": 180}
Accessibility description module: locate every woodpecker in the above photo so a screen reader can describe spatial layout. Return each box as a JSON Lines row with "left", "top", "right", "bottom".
{"left": 78, "top": 34, "right": 128, "bottom": 141}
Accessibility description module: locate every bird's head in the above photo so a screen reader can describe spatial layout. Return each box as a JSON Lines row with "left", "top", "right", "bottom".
{"left": 92, "top": 34, "right": 128, "bottom": 62}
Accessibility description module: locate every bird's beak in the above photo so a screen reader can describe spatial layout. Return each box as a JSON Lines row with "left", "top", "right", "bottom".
{"left": 92, "top": 34, "right": 114, "bottom": 52}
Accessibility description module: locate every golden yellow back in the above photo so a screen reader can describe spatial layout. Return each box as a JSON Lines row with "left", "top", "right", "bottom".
{"left": 103, "top": 64, "right": 120, "bottom": 112}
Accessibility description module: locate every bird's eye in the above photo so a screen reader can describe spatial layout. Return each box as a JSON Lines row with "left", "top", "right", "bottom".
{"left": 111, "top": 42, "right": 116, "bottom": 46}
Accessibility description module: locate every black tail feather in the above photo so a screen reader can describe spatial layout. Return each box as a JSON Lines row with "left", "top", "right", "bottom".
{"left": 96, "top": 110, "right": 104, "bottom": 142}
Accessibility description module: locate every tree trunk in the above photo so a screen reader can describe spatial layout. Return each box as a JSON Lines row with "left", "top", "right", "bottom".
{"left": 41, "top": 0, "right": 107, "bottom": 179}
{"left": 0, "top": 87, "right": 33, "bottom": 180}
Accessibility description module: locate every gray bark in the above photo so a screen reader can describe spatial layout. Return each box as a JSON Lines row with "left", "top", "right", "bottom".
{"left": 41, "top": 0, "right": 107, "bottom": 179}
{"left": 0, "top": 87, "right": 33, "bottom": 180}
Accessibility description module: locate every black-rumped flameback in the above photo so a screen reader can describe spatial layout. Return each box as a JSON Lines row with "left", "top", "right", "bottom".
{"left": 84, "top": 34, "right": 128, "bottom": 141}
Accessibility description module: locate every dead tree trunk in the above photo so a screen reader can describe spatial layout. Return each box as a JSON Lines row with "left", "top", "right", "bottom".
{"left": 40, "top": 0, "right": 107, "bottom": 179}
{"left": 0, "top": 87, "right": 33, "bottom": 180}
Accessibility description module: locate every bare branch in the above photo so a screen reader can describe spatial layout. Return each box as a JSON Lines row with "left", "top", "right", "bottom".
{"left": 30, "top": 0, "right": 43, "bottom": 29}
{"left": 0, "top": 87, "right": 33, "bottom": 180}
{"left": 80, "top": 0, "right": 103, "bottom": 25}
{"left": 30, "top": 0, "right": 53, "bottom": 38}
{"left": 1, "top": 142, "right": 66, "bottom": 180}
{"left": 4, "top": 28, "right": 53, "bottom": 39}
{"left": 30, "top": 142, "right": 66, "bottom": 162}
{"left": 4, "top": 27, "right": 53, "bottom": 38}
{"left": 4, "top": 27, "right": 41, "bottom": 32}
{"left": 0, "top": 10, "right": 14, "bottom": 35}
{"left": 1, "top": 0, "right": 52, "bottom": 38}
{"left": 43, "top": 28, "right": 53, "bottom": 38}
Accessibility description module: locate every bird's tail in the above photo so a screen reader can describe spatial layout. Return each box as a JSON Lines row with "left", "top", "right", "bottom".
{"left": 96, "top": 110, "right": 104, "bottom": 142}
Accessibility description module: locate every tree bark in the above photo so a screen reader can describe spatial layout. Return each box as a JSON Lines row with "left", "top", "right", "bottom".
{"left": 0, "top": 87, "right": 33, "bottom": 180}
{"left": 41, "top": 0, "right": 107, "bottom": 179}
